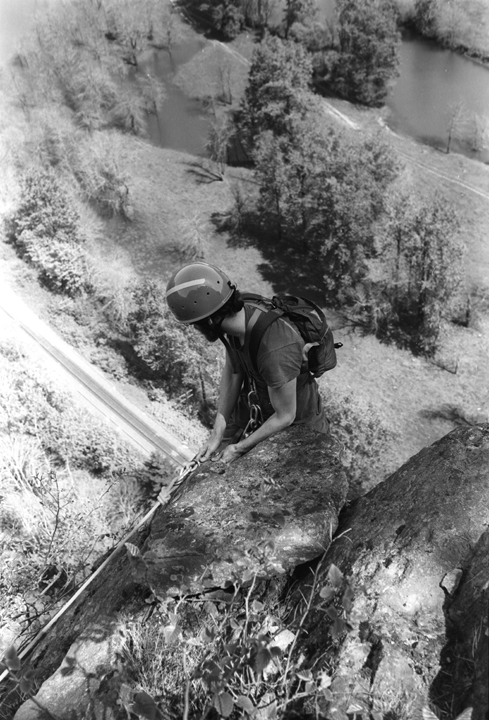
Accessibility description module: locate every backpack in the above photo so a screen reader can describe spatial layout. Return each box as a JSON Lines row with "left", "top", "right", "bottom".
{"left": 241, "top": 293, "right": 342, "bottom": 378}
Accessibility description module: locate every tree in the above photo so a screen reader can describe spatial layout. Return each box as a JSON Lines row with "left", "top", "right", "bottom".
{"left": 445, "top": 100, "right": 468, "bottom": 153}
{"left": 237, "top": 35, "right": 313, "bottom": 150}
{"left": 283, "top": 0, "right": 318, "bottom": 39}
{"left": 205, "top": 113, "right": 234, "bottom": 178}
{"left": 251, "top": 119, "right": 399, "bottom": 301}
{"left": 355, "top": 190, "right": 465, "bottom": 355}
{"left": 318, "top": 0, "right": 400, "bottom": 106}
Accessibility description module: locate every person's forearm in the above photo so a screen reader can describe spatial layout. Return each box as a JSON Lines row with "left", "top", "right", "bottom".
{"left": 235, "top": 411, "right": 294, "bottom": 455}
{"left": 214, "top": 360, "right": 242, "bottom": 430}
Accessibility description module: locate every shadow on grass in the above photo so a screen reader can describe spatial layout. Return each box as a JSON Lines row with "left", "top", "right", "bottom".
{"left": 184, "top": 159, "right": 225, "bottom": 184}
{"left": 212, "top": 210, "right": 328, "bottom": 306}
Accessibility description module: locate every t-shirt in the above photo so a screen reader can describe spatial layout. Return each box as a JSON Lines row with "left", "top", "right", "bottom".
{"left": 226, "top": 303, "right": 322, "bottom": 424}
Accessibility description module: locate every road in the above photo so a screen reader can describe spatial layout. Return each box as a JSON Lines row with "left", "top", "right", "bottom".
{"left": 0, "top": 283, "right": 195, "bottom": 469}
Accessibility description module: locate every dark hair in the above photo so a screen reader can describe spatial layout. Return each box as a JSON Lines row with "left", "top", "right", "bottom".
{"left": 217, "top": 288, "right": 243, "bottom": 318}
{"left": 193, "top": 289, "right": 243, "bottom": 342}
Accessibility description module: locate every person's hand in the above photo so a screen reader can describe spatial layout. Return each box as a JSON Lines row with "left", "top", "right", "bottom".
{"left": 216, "top": 443, "right": 244, "bottom": 464}
{"left": 195, "top": 429, "right": 223, "bottom": 463}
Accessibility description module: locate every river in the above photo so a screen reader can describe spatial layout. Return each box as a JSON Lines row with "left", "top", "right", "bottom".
{"left": 1, "top": 1, "right": 489, "bottom": 162}
{"left": 387, "top": 30, "right": 489, "bottom": 162}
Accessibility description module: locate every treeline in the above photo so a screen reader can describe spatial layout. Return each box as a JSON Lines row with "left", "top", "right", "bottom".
{"left": 187, "top": 0, "right": 401, "bottom": 107}
{"left": 402, "top": 0, "right": 489, "bottom": 59}
{"left": 224, "top": 34, "right": 467, "bottom": 356}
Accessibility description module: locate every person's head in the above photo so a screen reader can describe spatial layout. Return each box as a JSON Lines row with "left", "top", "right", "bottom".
{"left": 165, "top": 262, "right": 243, "bottom": 341}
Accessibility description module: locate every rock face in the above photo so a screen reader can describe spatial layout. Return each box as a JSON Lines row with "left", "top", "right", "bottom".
{"left": 298, "top": 424, "right": 489, "bottom": 719}
{"left": 433, "top": 527, "right": 489, "bottom": 717}
{"left": 12, "top": 425, "right": 347, "bottom": 719}
{"left": 145, "top": 425, "right": 348, "bottom": 595}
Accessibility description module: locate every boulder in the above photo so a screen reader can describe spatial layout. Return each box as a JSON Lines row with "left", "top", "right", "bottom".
{"left": 145, "top": 425, "right": 348, "bottom": 595}
{"left": 431, "top": 528, "right": 489, "bottom": 718}
{"left": 296, "top": 424, "right": 489, "bottom": 718}
{"left": 14, "top": 619, "right": 123, "bottom": 720}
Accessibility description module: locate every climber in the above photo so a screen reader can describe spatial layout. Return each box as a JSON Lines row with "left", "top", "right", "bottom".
{"left": 165, "top": 262, "right": 329, "bottom": 464}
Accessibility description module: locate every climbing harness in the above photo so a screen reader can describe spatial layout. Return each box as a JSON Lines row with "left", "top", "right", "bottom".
{"left": 0, "top": 457, "right": 201, "bottom": 685}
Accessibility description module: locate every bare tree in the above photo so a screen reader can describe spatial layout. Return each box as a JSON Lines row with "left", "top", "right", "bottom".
{"left": 445, "top": 100, "right": 468, "bottom": 153}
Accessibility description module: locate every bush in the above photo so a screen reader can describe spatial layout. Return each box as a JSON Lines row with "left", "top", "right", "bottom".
{"left": 323, "top": 388, "right": 394, "bottom": 495}
{"left": 0, "top": 342, "right": 133, "bottom": 475}
{"left": 7, "top": 169, "right": 91, "bottom": 296}
{"left": 351, "top": 191, "right": 466, "bottom": 356}
{"left": 8, "top": 170, "right": 81, "bottom": 245}
{"left": 126, "top": 279, "right": 222, "bottom": 422}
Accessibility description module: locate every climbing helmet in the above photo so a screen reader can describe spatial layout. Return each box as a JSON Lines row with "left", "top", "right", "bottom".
{"left": 165, "top": 262, "right": 235, "bottom": 323}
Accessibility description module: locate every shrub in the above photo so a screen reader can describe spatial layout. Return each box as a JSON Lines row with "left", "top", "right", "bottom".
{"left": 21, "top": 232, "right": 90, "bottom": 296}
{"left": 323, "top": 388, "right": 394, "bottom": 495}
{"left": 7, "top": 169, "right": 91, "bottom": 296}
{"left": 126, "top": 279, "right": 222, "bottom": 421}
{"left": 8, "top": 170, "right": 81, "bottom": 245}
{"left": 353, "top": 191, "right": 466, "bottom": 356}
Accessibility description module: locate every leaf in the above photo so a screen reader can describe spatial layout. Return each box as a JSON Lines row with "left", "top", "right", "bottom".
{"left": 202, "top": 626, "right": 217, "bottom": 644}
{"left": 327, "top": 564, "right": 344, "bottom": 588}
{"left": 130, "top": 690, "right": 159, "bottom": 720}
{"left": 331, "top": 617, "right": 346, "bottom": 641}
{"left": 318, "top": 671, "right": 332, "bottom": 689}
{"left": 254, "top": 647, "right": 272, "bottom": 673}
{"left": 213, "top": 691, "right": 234, "bottom": 718}
{"left": 60, "top": 664, "right": 77, "bottom": 677}
{"left": 19, "top": 678, "right": 33, "bottom": 694}
{"left": 236, "top": 695, "right": 255, "bottom": 714}
{"left": 347, "top": 703, "right": 364, "bottom": 713}
{"left": 319, "top": 585, "right": 337, "bottom": 602}
{"left": 455, "top": 711, "right": 473, "bottom": 720}
{"left": 326, "top": 606, "right": 339, "bottom": 620}
{"left": 163, "top": 624, "right": 180, "bottom": 644}
{"left": 3, "top": 647, "right": 21, "bottom": 672}
{"left": 252, "top": 599, "right": 264, "bottom": 612}
{"left": 271, "top": 512, "right": 285, "bottom": 527}
{"left": 296, "top": 670, "right": 313, "bottom": 682}
{"left": 422, "top": 709, "right": 439, "bottom": 720}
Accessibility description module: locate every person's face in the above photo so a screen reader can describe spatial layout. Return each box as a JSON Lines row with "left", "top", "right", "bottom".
{"left": 192, "top": 313, "right": 225, "bottom": 342}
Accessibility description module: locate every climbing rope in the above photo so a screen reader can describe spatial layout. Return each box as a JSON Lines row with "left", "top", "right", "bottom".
{"left": 0, "top": 458, "right": 201, "bottom": 684}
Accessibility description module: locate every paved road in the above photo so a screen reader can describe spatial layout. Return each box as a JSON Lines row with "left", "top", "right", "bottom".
{"left": 0, "top": 284, "right": 195, "bottom": 469}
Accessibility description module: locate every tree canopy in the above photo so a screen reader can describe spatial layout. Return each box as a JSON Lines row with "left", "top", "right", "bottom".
{"left": 317, "top": 0, "right": 400, "bottom": 106}
{"left": 237, "top": 35, "right": 313, "bottom": 150}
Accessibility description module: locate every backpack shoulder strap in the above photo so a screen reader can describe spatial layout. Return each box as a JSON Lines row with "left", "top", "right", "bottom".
{"left": 248, "top": 309, "right": 282, "bottom": 375}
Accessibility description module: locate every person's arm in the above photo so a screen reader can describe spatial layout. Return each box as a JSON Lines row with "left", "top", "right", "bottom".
{"left": 195, "top": 351, "right": 243, "bottom": 462}
{"left": 219, "top": 377, "right": 297, "bottom": 463}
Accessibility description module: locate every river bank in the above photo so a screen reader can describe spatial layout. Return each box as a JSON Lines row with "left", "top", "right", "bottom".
{"left": 395, "top": 0, "right": 489, "bottom": 61}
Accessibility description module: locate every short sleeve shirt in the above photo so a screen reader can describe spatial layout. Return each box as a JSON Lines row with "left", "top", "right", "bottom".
{"left": 226, "top": 304, "right": 321, "bottom": 424}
